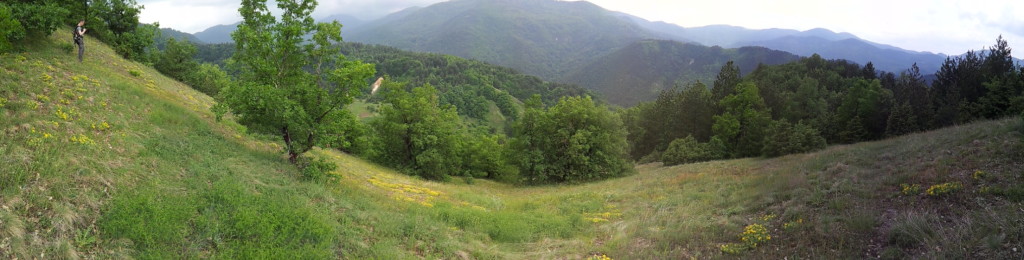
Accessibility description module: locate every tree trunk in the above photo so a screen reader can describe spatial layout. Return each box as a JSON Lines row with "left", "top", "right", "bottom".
{"left": 282, "top": 126, "right": 298, "bottom": 164}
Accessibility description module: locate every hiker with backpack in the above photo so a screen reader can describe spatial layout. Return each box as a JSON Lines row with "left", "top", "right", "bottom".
{"left": 74, "top": 20, "right": 87, "bottom": 62}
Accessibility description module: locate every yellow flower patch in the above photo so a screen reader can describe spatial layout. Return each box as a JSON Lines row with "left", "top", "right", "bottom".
{"left": 368, "top": 174, "right": 443, "bottom": 207}
{"left": 926, "top": 182, "right": 962, "bottom": 196}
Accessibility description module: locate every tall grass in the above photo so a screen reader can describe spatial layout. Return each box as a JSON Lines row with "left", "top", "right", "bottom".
{"left": 2, "top": 30, "right": 1023, "bottom": 259}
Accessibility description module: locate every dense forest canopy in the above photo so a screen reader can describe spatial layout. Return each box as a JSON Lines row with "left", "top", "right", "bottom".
{"left": 627, "top": 36, "right": 1023, "bottom": 165}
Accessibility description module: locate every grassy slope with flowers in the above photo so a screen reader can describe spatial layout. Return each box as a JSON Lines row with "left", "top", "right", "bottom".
{"left": 2, "top": 31, "right": 1024, "bottom": 259}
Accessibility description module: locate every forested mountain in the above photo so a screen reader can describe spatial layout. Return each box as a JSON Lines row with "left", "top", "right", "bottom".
{"left": 560, "top": 40, "right": 800, "bottom": 106}
{"left": 617, "top": 13, "right": 948, "bottom": 73}
{"left": 741, "top": 36, "right": 946, "bottom": 74}
{"left": 345, "top": 0, "right": 655, "bottom": 79}
{"left": 192, "top": 41, "right": 590, "bottom": 124}
{"left": 193, "top": 22, "right": 239, "bottom": 44}
{"left": 157, "top": 28, "right": 201, "bottom": 44}
{"left": 191, "top": 15, "right": 365, "bottom": 44}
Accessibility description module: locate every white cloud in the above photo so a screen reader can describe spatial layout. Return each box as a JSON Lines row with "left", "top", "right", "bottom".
{"left": 138, "top": 0, "right": 242, "bottom": 33}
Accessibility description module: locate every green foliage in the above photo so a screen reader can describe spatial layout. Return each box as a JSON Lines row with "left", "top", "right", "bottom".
{"left": 371, "top": 83, "right": 464, "bottom": 180}
{"left": 460, "top": 129, "right": 517, "bottom": 179}
{"left": 623, "top": 82, "right": 715, "bottom": 160}
{"left": 713, "top": 61, "right": 742, "bottom": 101}
{"left": 87, "top": 0, "right": 159, "bottom": 62}
{"left": 713, "top": 81, "right": 771, "bottom": 157}
{"left": 154, "top": 38, "right": 230, "bottom": 96}
{"left": 836, "top": 78, "right": 891, "bottom": 143}
{"left": 0, "top": 3, "right": 23, "bottom": 53}
{"left": 187, "top": 63, "right": 231, "bottom": 97}
{"left": 216, "top": 0, "right": 375, "bottom": 163}
{"left": 886, "top": 102, "right": 918, "bottom": 137}
{"left": 154, "top": 38, "right": 198, "bottom": 82}
{"left": 761, "top": 120, "right": 826, "bottom": 157}
{"left": 560, "top": 40, "right": 799, "bottom": 106}
{"left": 297, "top": 153, "right": 339, "bottom": 182}
{"left": 9, "top": 2, "right": 68, "bottom": 39}
{"left": 511, "top": 95, "right": 631, "bottom": 184}
{"left": 661, "top": 135, "right": 724, "bottom": 166}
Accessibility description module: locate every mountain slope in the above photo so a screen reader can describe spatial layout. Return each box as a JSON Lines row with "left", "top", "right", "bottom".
{"left": 2, "top": 30, "right": 1022, "bottom": 259}
{"left": 619, "top": 14, "right": 948, "bottom": 73}
{"left": 192, "top": 22, "right": 239, "bottom": 44}
{"left": 742, "top": 36, "right": 946, "bottom": 73}
{"left": 560, "top": 40, "right": 801, "bottom": 106}
{"left": 346, "top": 0, "right": 654, "bottom": 79}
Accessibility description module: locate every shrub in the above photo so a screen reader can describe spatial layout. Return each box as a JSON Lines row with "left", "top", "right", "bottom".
{"left": 661, "top": 135, "right": 722, "bottom": 166}
{"left": 128, "top": 69, "right": 142, "bottom": 77}
{"left": 296, "top": 154, "right": 338, "bottom": 182}
{"left": 0, "top": 3, "right": 23, "bottom": 53}
{"left": 185, "top": 63, "right": 230, "bottom": 97}
{"left": 762, "top": 120, "right": 827, "bottom": 157}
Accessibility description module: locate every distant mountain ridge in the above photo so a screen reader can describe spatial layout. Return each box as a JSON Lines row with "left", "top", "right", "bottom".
{"left": 615, "top": 12, "right": 947, "bottom": 73}
{"left": 190, "top": 15, "right": 366, "bottom": 44}
{"left": 345, "top": 0, "right": 656, "bottom": 79}
{"left": 560, "top": 40, "right": 801, "bottom": 106}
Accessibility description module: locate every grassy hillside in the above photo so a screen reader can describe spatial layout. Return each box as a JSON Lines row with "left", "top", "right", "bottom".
{"left": 560, "top": 40, "right": 801, "bottom": 106}
{"left": 3, "top": 31, "right": 1023, "bottom": 259}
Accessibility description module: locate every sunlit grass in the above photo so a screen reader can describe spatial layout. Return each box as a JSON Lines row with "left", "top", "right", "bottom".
{"left": 2, "top": 29, "right": 1023, "bottom": 259}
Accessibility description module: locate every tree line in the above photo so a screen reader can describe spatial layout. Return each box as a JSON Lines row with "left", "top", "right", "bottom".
{"left": 626, "top": 36, "right": 1023, "bottom": 165}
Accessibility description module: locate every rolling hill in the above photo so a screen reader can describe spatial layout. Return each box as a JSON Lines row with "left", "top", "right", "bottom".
{"left": 560, "top": 40, "right": 801, "bottom": 106}
{"left": 345, "top": 0, "right": 655, "bottom": 80}
{"left": 3, "top": 29, "right": 1023, "bottom": 259}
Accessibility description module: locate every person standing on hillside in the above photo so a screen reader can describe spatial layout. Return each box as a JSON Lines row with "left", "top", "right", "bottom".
{"left": 74, "top": 20, "right": 87, "bottom": 62}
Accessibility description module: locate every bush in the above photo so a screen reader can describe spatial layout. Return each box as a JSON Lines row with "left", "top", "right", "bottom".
{"left": 9, "top": 2, "right": 68, "bottom": 40}
{"left": 0, "top": 3, "right": 23, "bottom": 53}
{"left": 762, "top": 120, "right": 827, "bottom": 157}
{"left": 296, "top": 154, "right": 338, "bottom": 182}
{"left": 186, "top": 63, "right": 230, "bottom": 96}
{"left": 661, "top": 135, "right": 722, "bottom": 166}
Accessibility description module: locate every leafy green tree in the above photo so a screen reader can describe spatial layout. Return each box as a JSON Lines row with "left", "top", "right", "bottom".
{"left": 187, "top": 63, "right": 231, "bottom": 97}
{"left": 835, "top": 78, "right": 891, "bottom": 142}
{"left": 511, "top": 95, "right": 630, "bottom": 184}
{"left": 713, "top": 61, "right": 742, "bottom": 101}
{"left": 785, "top": 76, "right": 827, "bottom": 123}
{"left": 87, "top": 0, "right": 158, "bottom": 61}
{"left": 712, "top": 81, "right": 771, "bottom": 157}
{"left": 215, "top": 0, "right": 375, "bottom": 163}
{"left": 761, "top": 120, "right": 826, "bottom": 157}
{"left": 154, "top": 38, "right": 198, "bottom": 82}
{"left": 885, "top": 102, "right": 917, "bottom": 137}
{"left": 0, "top": 3, "right": 21, "bottom": 53}
{"left": 460, "top": 129, "right": 517, "bottom": 180}
{"left": 6, "top": 2, "right": 68, "bottom": 44}
{"left": 371, "top": 83, "right": 463, "bottom": 179}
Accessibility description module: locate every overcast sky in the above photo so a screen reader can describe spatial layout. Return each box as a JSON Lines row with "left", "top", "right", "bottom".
{"left": 138, "top": 0, "right": 1023, "bottom": 55}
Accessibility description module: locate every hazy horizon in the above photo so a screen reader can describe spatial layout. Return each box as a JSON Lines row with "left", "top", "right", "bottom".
{"left": 138, "top": 0, "right": 1023, "bottom": 56}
